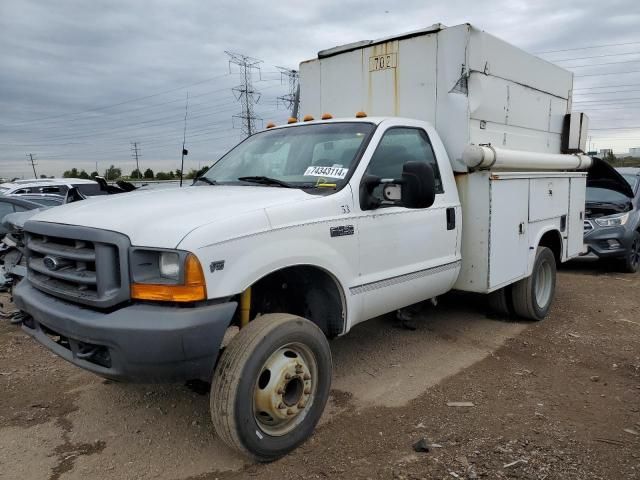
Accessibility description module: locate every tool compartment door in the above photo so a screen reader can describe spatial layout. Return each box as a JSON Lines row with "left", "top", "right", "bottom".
{"left": 529, "top": 177, "right": 569, "bottom": 222}
{"left": 489, "top": 178, "right": 529, "bottom": 289}
{"left": 567, "top": 176, "right": 587, "bottom": 258}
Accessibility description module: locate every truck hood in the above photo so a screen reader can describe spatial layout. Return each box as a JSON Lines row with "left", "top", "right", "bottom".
{"left": 28, "top": 186, "right": 314, "bottom": 248}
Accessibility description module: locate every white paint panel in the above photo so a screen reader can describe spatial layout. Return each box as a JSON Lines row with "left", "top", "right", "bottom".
{"left": 453, "top": 172, "right": 490, "bottom": 292}
{"left": 395, "top": 35, "right": 437, "bottom": 122}
{"left": 319, "top": 49, "right": 365, "bottom": 118}
{"left": 528, "top": 178, "right": 569, "bottom": 222}
{"left": 567, "top": 176, "right": 587, "bottom": 258}
{"left": 299, "top": 59, "right": 321, "bottom": 116}
{"left": 435, "top": 24, "right": 471, "bottom": 172}
{"left": 467, "top": 27, "right": 573, "bottom": 99}
{"left": 489, "top": 179, "right": 529, "bottom": 288}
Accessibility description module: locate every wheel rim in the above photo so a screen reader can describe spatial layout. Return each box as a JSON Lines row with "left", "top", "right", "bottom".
{"left": 253, "top": 342, "right": 317, "bottom": 437}
{"left": 630, "top": 239, "right": 640, "bottom": 269}
{"left": 534, "top": 259, "right": 553, "bottom": 308}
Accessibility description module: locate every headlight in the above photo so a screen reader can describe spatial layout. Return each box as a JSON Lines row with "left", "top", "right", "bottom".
{"left": 594, "top": 212, "right": 629, "bottom": 227}
{"left": 159, "top": 252, "right": 180, "bottom": 279}
{"left": 129, "top": 249, "right": 207, "bottom": 302}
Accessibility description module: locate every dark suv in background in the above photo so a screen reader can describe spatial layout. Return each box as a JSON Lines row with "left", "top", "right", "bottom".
{"left": 584, "top": 166, "right": 640, "bottom": 272}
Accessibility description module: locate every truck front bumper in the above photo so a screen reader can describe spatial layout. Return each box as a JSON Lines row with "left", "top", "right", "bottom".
{"left": 14, "top": 280, "right": 237, "bottom": 383}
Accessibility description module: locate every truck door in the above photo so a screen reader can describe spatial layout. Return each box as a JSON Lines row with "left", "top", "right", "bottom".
{"left": 354, "top": 126, "right": 460, "bottom": 321}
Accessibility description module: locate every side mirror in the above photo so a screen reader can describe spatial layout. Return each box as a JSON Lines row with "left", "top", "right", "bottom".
{"left": 64, "top": 187, "right": 86, "bottom": 204}
{"left": 400, "top": 161, "right": 436, "bottom": 209}
{"left": 359, "top": 174, "right": 382, "bottom": 210}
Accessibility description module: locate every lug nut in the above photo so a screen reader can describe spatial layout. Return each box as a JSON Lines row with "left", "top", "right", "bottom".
{"left": 284, "top": 373, "right": 292, "bottom": 380}
{"left": 277, "top": 387, "right": 284, "bottom": 394}
{"left": 278, "top": 403, "right": 286, "bottom": 409}
{"left": 304, "top": 388, "right": 311, "bottom": 395}
{"left": 298, "top": 401, "right": 306, "bottom": 409}
{"left": 287, "top": 408, "right": 295, "bottom": 415}
{"left": 303, "top": 373, "right": 311, "bottom": 380}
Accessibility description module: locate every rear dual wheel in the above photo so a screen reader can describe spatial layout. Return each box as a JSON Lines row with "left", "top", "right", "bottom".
{"left": 488, "top": 246, "right": 556, "bottom": 321}
{"left": 210, "top": 313, "right": 332, "bottom": 462}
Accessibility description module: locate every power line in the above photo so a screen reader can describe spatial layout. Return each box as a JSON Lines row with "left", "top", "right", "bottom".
{"left": 575, "top": 70, "right": 640, "bottom": 77}
{"left": 574, "top": 83, "right": 640, "bottom": 91}
{"left": 573, "top": 88, "right": 640, "bottom": 96}
{"left": 226, "top": 51, "right": 263, "bottom": 136}
{"left": 5, "top": 73, "right": 232, "bottom": 127}
{"left": 574, "top": 97, "right": 640, "bottom": 103}
{"left": 536, "top": 40, "right": 640, "bottom": 54}
{"left": 564, "top": 59, "right": 640, "bottom": 68}
{"left": 589, "top": 126, "right": 640, "bottom": 130}
{"left": 552, "top": 51, "right": 640, "bottom": 62}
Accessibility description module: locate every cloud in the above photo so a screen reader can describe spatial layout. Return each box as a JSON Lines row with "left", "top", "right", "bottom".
{"left": 1, "top": 0, "right": 639, "bottom": 178}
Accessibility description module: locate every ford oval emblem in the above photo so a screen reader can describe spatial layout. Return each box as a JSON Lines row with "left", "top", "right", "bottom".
{"left": 43, "top": 256, "right": 59, "bottom": 271}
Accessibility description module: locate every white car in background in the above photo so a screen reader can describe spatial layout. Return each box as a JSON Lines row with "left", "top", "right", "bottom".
{"left": 0, "top": 178, "right": 106, "bottom": 197}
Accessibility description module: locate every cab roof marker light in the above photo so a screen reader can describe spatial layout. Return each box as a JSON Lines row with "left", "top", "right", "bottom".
{"left": 303, "top": 114, "right": 314, "bottom": 122}
{"left": 287, "top": 117, "right": 297, "bottom": 124}
{"left": 321, "top": 113, "right": 333, "bottom": 120}
{"left": 265, "top": 122, "right": 276, "bottom": 129}
{"left": 355, "top": 111, "right": 367, "bottom": 118}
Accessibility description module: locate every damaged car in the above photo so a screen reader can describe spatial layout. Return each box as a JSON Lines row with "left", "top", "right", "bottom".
{"left": 584, "top": 161, "right": 639, "bottom": 272}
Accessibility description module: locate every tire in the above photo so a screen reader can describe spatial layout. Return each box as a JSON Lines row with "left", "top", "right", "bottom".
{"left": 620, "top": 232, "right": 640, "bottom": 273}
{"left": 210, "top": 313, "right": 332, "bottom": 462}
{"left": 511, "top": 246, "right": 556, "bottom": 321}
{"left": 487, "top": 286, "right": 513, "bottom": 317}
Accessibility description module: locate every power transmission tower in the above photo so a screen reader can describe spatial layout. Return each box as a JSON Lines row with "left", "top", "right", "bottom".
{"left": 26, "top": 153, "right": 38, "bottom": 178}
{"left": 225, "top": 51, "right": 263, "bottom": 136}
{"left": 130, "top": 142, "right": 141, "bottom": 179}
{"left": 276, "top": 67, "right": 300, "bottom": 120}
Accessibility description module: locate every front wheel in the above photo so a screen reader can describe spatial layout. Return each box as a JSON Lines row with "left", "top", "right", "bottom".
{"left": 210, "top": 313, "right": 332, "bottom": 462}
{"left": 511, "top": 246, "right": 557, "bottom": 321}
{"left": 620, "top": 232, "right": 640, "bottom": 273}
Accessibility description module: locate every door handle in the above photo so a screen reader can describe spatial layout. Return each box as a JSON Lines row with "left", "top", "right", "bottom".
{"left": 446, "top": 207, "right": 456, "bottom": 230}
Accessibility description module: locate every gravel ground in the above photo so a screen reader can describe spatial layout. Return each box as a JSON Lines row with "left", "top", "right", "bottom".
{"left": 0, "top": 260, "right": 638, "bottom": 480}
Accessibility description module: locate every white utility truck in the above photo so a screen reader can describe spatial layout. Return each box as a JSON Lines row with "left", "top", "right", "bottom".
{"left": 16, "top": 23, "right": 592, "bottom": 461}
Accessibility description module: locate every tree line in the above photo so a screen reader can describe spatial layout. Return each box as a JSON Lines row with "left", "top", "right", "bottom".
{"left": 62, "top": 165, "right": 210, "bottom": 181}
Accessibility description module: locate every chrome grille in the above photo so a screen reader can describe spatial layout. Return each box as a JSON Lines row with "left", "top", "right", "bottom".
{"left": 25, "top": 223, "right": 130, "bottom": 308}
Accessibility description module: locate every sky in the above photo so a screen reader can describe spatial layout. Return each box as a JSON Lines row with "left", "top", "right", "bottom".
{"left": 1, "top": 0, "right": 640, "bottom": 179}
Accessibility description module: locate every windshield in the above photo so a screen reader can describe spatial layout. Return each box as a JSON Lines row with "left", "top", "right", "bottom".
{"left": 586, "top": 187, "right": 632, "bottom": 205}
{"left": 621, "top": 174, "right": 639, "bottom": 193}
{"left": 201, "top": 122, "right": 375, "bottom": 189}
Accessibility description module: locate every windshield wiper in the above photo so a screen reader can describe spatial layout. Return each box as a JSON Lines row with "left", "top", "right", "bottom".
{"left": 194, "top": 177, "right": 217, "bottom": 186}
{"left": 237, "top": 176, "right": 296, "bottom": 188}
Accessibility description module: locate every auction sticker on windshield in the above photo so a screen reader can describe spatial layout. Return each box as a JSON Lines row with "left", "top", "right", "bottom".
{"left": 304, "top": 166, "right": 348, "bottom": 179}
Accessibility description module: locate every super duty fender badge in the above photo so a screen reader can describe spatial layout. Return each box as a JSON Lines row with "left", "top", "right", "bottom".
{"left": 330, "top": 225, "right": 354, "bottom": 237}
{"left": 210, "top": 260, "right": 225, "bottom": 272}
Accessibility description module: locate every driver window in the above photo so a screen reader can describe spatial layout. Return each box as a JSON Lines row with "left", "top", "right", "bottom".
{"left": 365, "top": 127, "right": 443, "bottom": 201}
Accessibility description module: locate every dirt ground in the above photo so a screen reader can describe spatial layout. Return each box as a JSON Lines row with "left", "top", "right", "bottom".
{"left": 1, "top": 260, "right": 638, "bottom": 480}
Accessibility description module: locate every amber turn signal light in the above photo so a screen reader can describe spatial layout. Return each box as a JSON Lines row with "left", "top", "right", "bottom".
{"left": 355, "top": 111, "right": 367, "bottom": 118}
{"left": 321, "top": 113, "right": 333, "bottom": 120}
{"left": 303, "top": 114, "right": 314, "bottom": 122}
{"left": 131, "top": 254, "right": 207, "bottom": 302}
{"left": 266, "top": 122, "right": 276, "bottom": 129}
{"left": 287, "top": 117, "right": 297, "bottom": 124}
